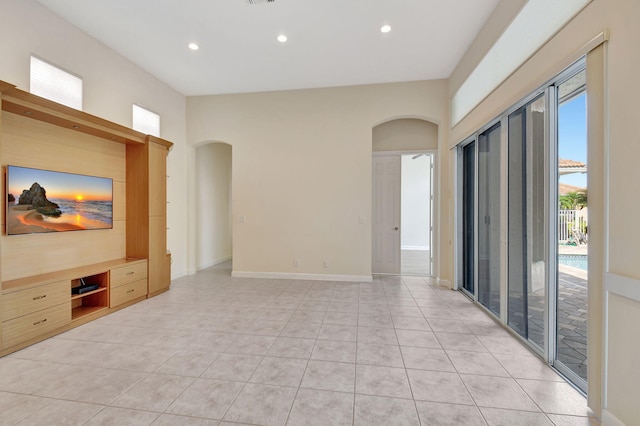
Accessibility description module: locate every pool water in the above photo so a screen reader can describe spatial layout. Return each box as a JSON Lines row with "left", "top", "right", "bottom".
{"left": 558, "top": 254, "right": 588, "bottom": 270}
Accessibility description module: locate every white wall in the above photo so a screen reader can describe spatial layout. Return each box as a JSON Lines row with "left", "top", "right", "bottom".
{"left": 450, "top": 0, "right": 640, "bottom": 422}
{"left": 187, "top": 81, "right": 449, "bottom": 280}
{"left": 196, "top": 143, "right": 232, "bottom": 270}
{"left": 401, "top": 154, "right": 431, "bottom": 250}
{"left": 0, "top": 0, "right": 189, "bottom": 279}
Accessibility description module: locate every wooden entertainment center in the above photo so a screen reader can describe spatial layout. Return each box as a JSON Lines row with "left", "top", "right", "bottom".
{"left": 0, "top": 81, "right": 172, "bottom": 356}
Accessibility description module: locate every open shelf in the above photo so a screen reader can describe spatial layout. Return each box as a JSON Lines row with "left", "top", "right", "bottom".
{"left": 70, "top": 271, "right": 109, "bottom": 321}
{"left": 70, "top": 286, "right": 107, "bottom": 300}
{"left": 72, "top": 305, "right": 108, "bottom": 320}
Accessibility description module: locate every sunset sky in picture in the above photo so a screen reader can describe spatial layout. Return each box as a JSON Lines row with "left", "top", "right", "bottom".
{"left": 8, "top": 166, "right": 112, "bottom": 202}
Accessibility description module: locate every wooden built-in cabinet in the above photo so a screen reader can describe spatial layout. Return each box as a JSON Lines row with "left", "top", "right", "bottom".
{"left": 0, "top": 81, "right": 172, "bottom": 356}
{"left": 110, "top": 261, "right": 148, "bottom": 308}
{"left": 127, "top": 137, "right": 172, "bottom": 297}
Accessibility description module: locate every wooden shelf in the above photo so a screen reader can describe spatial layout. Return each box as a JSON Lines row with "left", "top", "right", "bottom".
{"left": 70, "top": 287, "right": 107, "bottom": 301}
{"left": 72, "top": 305, "right": 108, "bottom": 321}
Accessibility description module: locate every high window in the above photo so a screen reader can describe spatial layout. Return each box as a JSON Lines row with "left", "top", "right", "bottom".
{"left": 30, "top": 56, "right": 83, "bottom": 110}
{"left": 132, "top": 104, "right": 160, "bottom": 137}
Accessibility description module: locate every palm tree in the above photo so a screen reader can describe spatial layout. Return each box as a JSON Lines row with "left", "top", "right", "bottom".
{"left": 559, "top": 190, "right": 587, "bottom": 210}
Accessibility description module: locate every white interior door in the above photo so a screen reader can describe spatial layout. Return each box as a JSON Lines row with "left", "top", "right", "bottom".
{"left": 372, "top": 155, "right": 401, "bottom": 274}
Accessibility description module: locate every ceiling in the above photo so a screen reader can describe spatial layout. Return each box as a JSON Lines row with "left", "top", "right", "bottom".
{"left": 37, "top": 0, "right": 500, "bottom": 97}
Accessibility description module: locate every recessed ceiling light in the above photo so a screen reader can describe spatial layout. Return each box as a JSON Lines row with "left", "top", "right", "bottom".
{"left": 277, "top": 34, "right": 288, "bottom": 43}
{"left": 188, "top": 43, "right": 199, "bottom": 51}
{"left": 380, "top": 25, "right": 391, "bottom": 33}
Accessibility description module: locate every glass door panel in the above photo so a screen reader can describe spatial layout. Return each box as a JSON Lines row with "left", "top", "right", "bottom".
{"left": 507, "top": 94, "right": 546, "bottom": 350}
{"left": 462, "top": 142, "right": 476, "bottom": 295}
{"left": 477, "top": 123, "right": 501, "bottom": 316}
{"left": 555, "top": 70, "right": 588, "bottom": 391}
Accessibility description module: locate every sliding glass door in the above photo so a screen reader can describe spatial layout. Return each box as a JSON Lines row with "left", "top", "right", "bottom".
{"left": 477, "top": 123, "right": 501, "bottom": 316}
{"left": 461, "top": 141, "right": 476, "bottom": 295}
{"left": 507, "top": 94, "right": 546, "bottom": 351}
{"left": 457, "top": 59, "right": 588, "bottom": 394}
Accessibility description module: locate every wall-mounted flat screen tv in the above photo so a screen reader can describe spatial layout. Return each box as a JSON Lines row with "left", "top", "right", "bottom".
{"left": 6, "top": 165, "right": 113, "bottom": 235}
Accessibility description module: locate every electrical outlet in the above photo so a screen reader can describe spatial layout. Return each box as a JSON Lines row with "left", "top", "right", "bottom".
{"left": 322, "top": 261, "right": 329, "bottom": 268}
{"left": 293, "top": 260, "right": 300, "bottom": 267}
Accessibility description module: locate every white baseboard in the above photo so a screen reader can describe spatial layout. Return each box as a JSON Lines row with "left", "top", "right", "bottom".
{"left": 197, "top": 256, "right": 232, "bottom": 271}
{"left": 601, "top": 409, "right": 625, "bottom": 426}
{"left": 401, "top": 245, "right": 430, "bottom": 251}
{"left": 436, "top": 277, "right": 452, "bottom": 289}
{"left": 231, "top": 271, "right": 373, "bottom": 283}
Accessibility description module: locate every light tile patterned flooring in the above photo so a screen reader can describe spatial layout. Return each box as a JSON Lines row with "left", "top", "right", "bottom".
{"left": 0, "top": 262, "right": 600, "bottom": 425}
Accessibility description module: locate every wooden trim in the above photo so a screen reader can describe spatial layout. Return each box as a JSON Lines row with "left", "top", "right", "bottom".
{"left": 2, "top": 258, "right": 146, "bottom": 292}
{"left": 147, "top": 134, "right": 174, "bottom": 149}
{"left": 0, "top": 80, "right": 147, "bottom": 145}
{"left": 0, "top": 81, "right": 16, "bottom": 93}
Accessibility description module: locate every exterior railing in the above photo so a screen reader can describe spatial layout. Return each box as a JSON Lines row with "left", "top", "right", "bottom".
{"left": 558, "top": 209, "right": 588, "bottom": 243}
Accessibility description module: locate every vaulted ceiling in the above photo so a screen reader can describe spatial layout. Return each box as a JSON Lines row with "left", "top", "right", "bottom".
{"left": 38, "top": 0, "right": 500, "bottom": 96}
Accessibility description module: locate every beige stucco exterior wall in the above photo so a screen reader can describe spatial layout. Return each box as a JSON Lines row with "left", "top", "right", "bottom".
{"left": 449, "top": 0, "right": 640, "bottom": 423}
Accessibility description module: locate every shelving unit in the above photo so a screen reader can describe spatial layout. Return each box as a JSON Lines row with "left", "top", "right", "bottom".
{"left": 70, "top": 272, "right": 109, "bottom": 320}
{"left": 0, "top": 80, "right": 172, "bottom": 357}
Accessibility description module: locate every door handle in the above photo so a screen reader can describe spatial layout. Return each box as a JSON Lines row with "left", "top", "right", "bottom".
{"left": 393, "top": 227, "right": 399, "bottom": 231}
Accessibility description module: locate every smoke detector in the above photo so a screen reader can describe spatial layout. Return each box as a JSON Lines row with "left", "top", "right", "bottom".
{"left": 246, "top": 0, "right": 275, "bottom": 5}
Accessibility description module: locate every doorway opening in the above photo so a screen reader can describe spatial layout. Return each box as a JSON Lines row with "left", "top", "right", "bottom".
{"left": 372, "top": 152, "right": 434, "bottom": 276}
{"left": 401, "top": 153, "right": 433, "bottom": 275}
{"left": 195, "top": 142, "right": 233, "bottom": 271}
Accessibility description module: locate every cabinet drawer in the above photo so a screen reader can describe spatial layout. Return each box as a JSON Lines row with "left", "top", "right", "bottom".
{"left": 2, "top": 302, "right": 71, "bottom": 348}
{"left": 2, "top": 280, "right": 70, "bottom": 322}
{"left": 111, "top": 262, "right": 148, "bottom": 288}
{"left": 110, "top": 278, "right": 147, "bottom": 308}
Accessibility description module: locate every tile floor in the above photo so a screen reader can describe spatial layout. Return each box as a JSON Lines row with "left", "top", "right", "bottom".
{"left": 0, "top": 263, "right": 600, "bottom": 425}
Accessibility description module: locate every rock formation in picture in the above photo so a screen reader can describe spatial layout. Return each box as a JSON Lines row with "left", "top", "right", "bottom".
{"left": 18, "top": 182, "right": 62, "bottom": 216}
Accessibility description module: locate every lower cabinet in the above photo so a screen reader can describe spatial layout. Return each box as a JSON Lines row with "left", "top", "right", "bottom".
{"left": 111, "top": 279, "right": 147, "bottom": 308}
{"left": 2, "top": 279, "right": 69, "bottom": 322}
{"left": 0, "top": 258, "right": 149, "bottom": 356}
{"left": 110, "top": 261, "right": 148, "bottom": 308}
{"left": 2, "top": 302, "right": 71, "bottom": 348}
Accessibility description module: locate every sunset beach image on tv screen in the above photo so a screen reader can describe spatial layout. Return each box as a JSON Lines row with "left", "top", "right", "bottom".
{"left": 6, "top": 165, "right": 113, "bottom": 235}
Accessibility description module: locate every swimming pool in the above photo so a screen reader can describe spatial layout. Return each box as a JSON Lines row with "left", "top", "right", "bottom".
{"left": 558, "top": 254, "right": 588, "bottom": 270}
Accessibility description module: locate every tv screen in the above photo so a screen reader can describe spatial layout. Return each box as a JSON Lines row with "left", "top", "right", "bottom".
{"left": 6, "top": 165, "right": 113, "bottom": 235}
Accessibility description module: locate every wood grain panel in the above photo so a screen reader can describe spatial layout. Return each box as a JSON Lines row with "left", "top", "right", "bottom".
{"left": 2, "top": 112, "right": 126, "bottom": 181}
{"left": 2, "top": 279, "right": 69, "bottom": 321}
{"left": 148, "top": 141, "right": 167, "bottom": 217}
{"left": 148, "top": 215, "right": 168, "bottom": 294}
{"left": 113, "top": 181, "right": 126, "bottom": 222}
{"left": 0, "top": 110, "right": 127, "bottom": 282}
{"left": 1, "top": 221, "right": 126, "bottom": 282}
{"left": 126, "top": 143, "right": 149, "bottom": 259}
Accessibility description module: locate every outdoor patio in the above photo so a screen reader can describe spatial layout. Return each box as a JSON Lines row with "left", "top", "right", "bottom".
{"left": 507, "top": 244, "right": 588, "bottom": 382}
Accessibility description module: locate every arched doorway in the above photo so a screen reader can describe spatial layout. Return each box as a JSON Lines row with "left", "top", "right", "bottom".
{"left": 372, "top": 118, "right": 438, "bottom": 276}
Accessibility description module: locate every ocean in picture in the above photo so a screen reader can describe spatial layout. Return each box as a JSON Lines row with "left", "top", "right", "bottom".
{"left": 51, "top": 198, "right": 113, "bottom": 226}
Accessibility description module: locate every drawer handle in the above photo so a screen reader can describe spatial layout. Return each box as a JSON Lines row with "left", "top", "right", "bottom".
{"left": 33, "top": 294, "right": 47, "bottom": 301}
{"left": 126, "top": 272, "right": 135, "bottom": 275}
{"left": 33, "top": 318, "right": 47, "bottom": 326}
{"left": 126, "top": 289, "right": 135, "bottom": 294}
